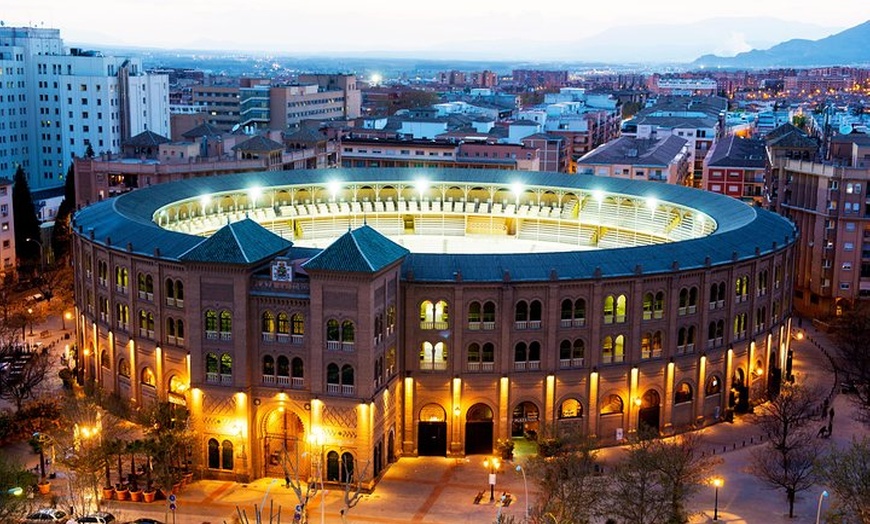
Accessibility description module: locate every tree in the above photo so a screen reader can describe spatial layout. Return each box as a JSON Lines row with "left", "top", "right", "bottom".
{"left": 815, "top": 437, "right": 870, "bottom": 523}
{"left": 0, "top": 456, "right": 37, "bottom": 523}
{"left": 747, "top": 382, "right": 822, "bottom": 518}
{"left": 51, "top": 163, "right": 76, "bottom": 264}
{"left": 643, "top": 432, "right": 722, "bottom": 524}
{"left": 11, "top": 166, "right": 42, "bottom": 278}
{"left": 0, "top": 349, "right": 51, "bottom": 412}
{"left": 603, "top": 435, "right": 671, "bottom": 524}
{"left": 525, "top": 436, "right": 606, "bottom": 524}
{"left": 138, "top": 401, "right": 195, "bottom": 497}
{"left": 832, "top": 304, "right": 870, "bottom": 420}
{"left": 339, "top": 460, "right": 370, "bottom": 524}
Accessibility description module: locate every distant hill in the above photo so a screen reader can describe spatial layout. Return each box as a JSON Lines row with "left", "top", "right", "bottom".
{"left": 694, "top": 20, "right": 870, "bottom": 68}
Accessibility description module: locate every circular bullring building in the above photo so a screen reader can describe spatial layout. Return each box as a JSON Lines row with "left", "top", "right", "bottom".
{"left": 71, "top": 168, "right": 797, "bottom": 485}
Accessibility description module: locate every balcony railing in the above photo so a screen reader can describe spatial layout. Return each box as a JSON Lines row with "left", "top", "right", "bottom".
{"left": 262, "top": 333, "right": 276, "bottom": 342}
{"left": 220, "top": 331, "right": 232, "bottom": 341}
{"left": 559, "top": 358, "right": 584, "bottom": 369}
{"left": 419, "top": 361, "right": 448, "bottom": 371}
{"left": 292, "top": 334, "right": 304, "bottom": 345}
{"left": 482, "top": 321, "right": 495, "bottom": 330}
{"left": 468, "top": 321, "right": 481, "bottom": 330}
{"left": 205, "top": 330, "right": 218, "bottom": 340}
{"left": 420, "top": 321, "right": 449, "bottom": 330}
{"left": 467, "top": 361, "right": 494, "bottom": 372}
{"left": 327, "top": 341, "right": 341, "bottom": 351}
{"left": 513, "top": 360, "right": 541, "bottom": 371}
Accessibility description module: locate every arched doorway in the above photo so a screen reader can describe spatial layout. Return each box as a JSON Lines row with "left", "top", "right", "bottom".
{"left": 768, "top": 353, "right": 782, "bottom": 399}
{"left": 262, "top": 408, "right": 305, "bottom": 478}
{"left": 638, "top": 389, "right": 661, "bottom": 433}
{"left": 464, "top": 403, "right": 494, "bottom": 455}
{"left": 511, "top": 401, "right": 540, "bottom": 439}
{"left": 387, "top": 430, "right": 396, "bottom": 463}
{"left": 731, "top": 367, "right": 749, "bottom": 412}
{"left": 418, "top": 404, "right": 447, "bottom": 456}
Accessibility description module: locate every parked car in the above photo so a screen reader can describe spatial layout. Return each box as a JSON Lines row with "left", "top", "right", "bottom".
{"left": 76, "top": 513, "right": 116, "bottom": 524}
{"left": 127, "top": 519, "right": 165, "bottom": 524}
{"left": 24, "top": 509, "right": 69, "bottom": 522}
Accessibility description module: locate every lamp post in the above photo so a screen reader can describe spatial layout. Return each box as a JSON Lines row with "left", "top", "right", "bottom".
{"left": 25, "top": 237, "right": 44, "bottom": 276}
{"left": 27, "top": 307, "right": 33, "bottom": 336}
{"left": 712, "top": 477, "right": 723, "bottom": 522}
{"left": 63, "top": 311, "right": 72, "bottom": 331}
{"left": 816, "top": 490, "right": 829, "bottom": 524}
{"left": 515, "top": 464, "right": 529, "bottom": 521}
{"left": 483, "top": 456, "right": 501, "bottom": 503}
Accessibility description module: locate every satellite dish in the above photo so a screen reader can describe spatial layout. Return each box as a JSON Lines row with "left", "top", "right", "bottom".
{"left": 839, "top": 124, "right": 853, "bottom": 135}
{"left": 231, "top": 123, "right": 241, "bottom": 133}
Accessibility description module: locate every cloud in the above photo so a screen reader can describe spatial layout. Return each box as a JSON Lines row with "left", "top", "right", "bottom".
{"left": 714, "top": 32, "right": 754, "bottom": 57}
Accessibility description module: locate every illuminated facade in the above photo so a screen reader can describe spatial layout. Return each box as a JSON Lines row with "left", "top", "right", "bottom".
{"left": 71, "top": 168, "right": 797, "bottom": 486}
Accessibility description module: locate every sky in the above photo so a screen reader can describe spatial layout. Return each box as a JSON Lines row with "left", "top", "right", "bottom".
{"left": 4, "top": 0, "right": 870, "bottom": 61}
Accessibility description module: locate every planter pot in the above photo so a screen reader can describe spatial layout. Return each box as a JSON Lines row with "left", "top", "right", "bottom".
{"left": 182, "top": 472, "right": 194, "bottom": 485}
{"left": 172, "top": 482, "right": 183, "bottom": 494}
{"left": 37, "top": 481, "right": 51, "bottom": 495}
{"left": 143, "top": 490, "right": 157, "bottom": 503}
{"left": 102, "top": 487, "right": 115, "bottom": 500}
{"left": 115, "top": 488, "right": 129, "bottom": 501}
{"left": 129, "top": 489, "right": 143, "bottom": 502}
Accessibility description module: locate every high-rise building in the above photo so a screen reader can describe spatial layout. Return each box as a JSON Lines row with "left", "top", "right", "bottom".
{"left": 0, "top": 26, "right": 170, "bottom": 190}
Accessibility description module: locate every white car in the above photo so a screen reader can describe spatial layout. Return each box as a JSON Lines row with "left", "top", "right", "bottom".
{"left": 24, "top": 509, "right": 69, "bottom": 523}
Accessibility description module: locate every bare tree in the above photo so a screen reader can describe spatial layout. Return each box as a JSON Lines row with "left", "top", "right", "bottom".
{"left": 748, "top": 382, "right": 822, "bottom": 518}
{"left": 815, "top": 437, "right": 870, "bottom": 523}
{"left": 0, "top": 349, "right": 51, "bottom": 412}
{"left": 832, "top": 304, "right": 870, "bottom": 420}
{"left": 650, "top": 432, "right": 722, "bottom": 524}
{"left": 0, "top": 456, "right": 37, "bottom": 523}
{"left": 603, "top": 435, "right": 671, "bottom": 524}
{"left": 280, "top": 448, "right": 318, "bottom": 524}
{"left": 339, "top": 460, "right": 370, "bottom": 524}
{"left": 525, "top": 436, "right": 606, "bottom": 524}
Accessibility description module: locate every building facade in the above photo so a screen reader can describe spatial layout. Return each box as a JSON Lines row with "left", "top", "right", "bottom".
{"left": 71, "top": 168, "right": 797, "bottom": 487}
{"left": 0, "top": 26, "right": 170, "bottom": 190}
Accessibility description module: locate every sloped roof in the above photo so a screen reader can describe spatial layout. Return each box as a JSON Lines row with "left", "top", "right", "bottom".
{"left": 766, "top": 126, "right": 818, "bottom": 150}
{"left": 765, "top": 122, "right": 803, "bottom": 141}
{"left": 233, "top": 135, "right": 284, "bottom": 152}
{"left": 181, "top": 122, "right": 225, "bottom": 139}
{"left": 302, "top": 225, "right": 408, "bottom": 273}
{"left": 123, "top": 130, "right": 171, "bottom": 148}
{"left": 179, "top": 218, "right": 292, "bottom": 264}
{"left": 285, "top": 125, "right": 327, "bottom": 144}
{"left": 577, "top": 135, "right": 688, "bottom": 166}
{"left": 707, "top": 136, "right": 767, "bottom": 168}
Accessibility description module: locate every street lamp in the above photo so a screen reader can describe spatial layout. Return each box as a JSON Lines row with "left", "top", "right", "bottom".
{"left": 27, "top": 307, "right": 33, "bottom": 336}
{"left": 816, "top": 490, "right": 829, "bottom": 524}
{"left": 515, "top": 464, "right": 529, "bottom": 521}
{"left": 25, "top": 237, "right": 44, "bottom": 275}
{"left": 483, "top": 456, "right": 501, "bottom": 503}
{"left": 63, "top": 311, "right": 72, "bottom": 331}
{"left": 712, "top": 477, "right": 723, "bottom": 522}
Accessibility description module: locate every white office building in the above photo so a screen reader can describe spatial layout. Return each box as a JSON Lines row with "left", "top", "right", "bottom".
{"left": 0, "top": 26, "right": 169, "bottom": 190}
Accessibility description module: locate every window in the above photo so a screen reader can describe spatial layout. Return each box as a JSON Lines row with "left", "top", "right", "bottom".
{"left": 205, "top": 310, "right": 218, "bottom": 334}
{"left": 559, "top": 339, "right": 585, "bottom": 368}
{"left": 603, "top": 294, "right": 627, "bottom": 324}
{"left": 326, "top": 362, "right": 355, "bottom": 395}
{"left": 705, "top": 375, "right": 722, "bottom": 396}
{"left": 601, "top": 334, "right": 625, "bottom": 364}
{"left": 141, "top": 367, "right": 155, "bottom": 386}
{"left": 559, "top": 398, "right": 583, "bottom": 419}
{"left": 292, "top": 313, "right": 305, "bottom": 336}
{"left": 118, "top": 358, "right": 130, "bottom": 377}
{"left": 600, "top": 394, "right": 624, "bottom": 415}
{"left": 675, "top": 382, "right": 693, "bottom": 403}
{"left": 219, "top": 311, "right": 232, "bottom": 337}
{"left": 419, "top": 300, "right": 449, "bottom": 329}
{"left": 514, "top": 299, "right": 542, "bottom": 328}
{"left": 513, "top": 341, "right": 541, "bottom": 370}
{"left": 560, "top": 298, "right": 586, "bottom": 326}
{"left": 420, "top": 341, "right": 448, "bottom": 371}
{"left": 467, "top": 342, "right": 495, "bottom": 371}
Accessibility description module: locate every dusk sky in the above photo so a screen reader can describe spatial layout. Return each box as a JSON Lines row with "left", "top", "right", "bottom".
{"left": 4, "top": 0, "right": 870, "bottom": 61}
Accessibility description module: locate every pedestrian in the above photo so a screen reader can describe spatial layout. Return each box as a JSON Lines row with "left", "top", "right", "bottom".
{"left": 829, "top": 407, "right": 835, "bottom": 423}
{"left": 827, "top": 420, "right": 833, "bottom": 438}
{"left": 285, "top": 475, "right": 290, "bottom": 488}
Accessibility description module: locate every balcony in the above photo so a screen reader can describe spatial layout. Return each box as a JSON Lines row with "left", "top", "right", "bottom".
{"left": 327, "top": 341, "right": 341, "bottom": 351}
{"left": 514, "top": 360, "right": 541, "bottom": 371}
{"left": 481, "top": 321, "right": 495, "bottom": 330}
{"left": 276, "top": 333, "right": 289, "bottom": 343}
{"left": 420, "top": 321, "right": 449, "bottom": 330}
{"left": 262, "top": 333, "right": 276, "bottom": 342}
{"left": 468, "top": 321, "right": 481, "bottom": 330}
{"left": 205, "top": 330, "right": 218, "bottom": 340}
{"left": 419, "top": 361, "right": 448, "bottom": 371}
{"left": 206, "top": 372, "right": 220, "bottom": 384}
{"left": 467, "top": 361, "right": 494, "bottom": 372}
{"left": 341, "top": 342, "right": 355, "bottom": 352}
{"left": 514, "top": 321, "right": 528, "bottom": 330}
{"left": 559, "top": 358, "right": 584, "bottom": 369}
{"left": 292, "top": 334, "right": 304, "bottom": 345}
{"left": 220, "top": 332, "right": 232, "bottom": 341}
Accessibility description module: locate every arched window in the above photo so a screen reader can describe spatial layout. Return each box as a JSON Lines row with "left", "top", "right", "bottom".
{"left": 262, "top": 311, "right": 275, "bottom": 334}
{"left": 341, "top": 320, "right": 355, "bottom": 343}
{"left": 176, "top": 319, "right": 185, "bottom": 341}
{"left": 277, "top": 355, "right": 290, "bottom": 377}
{"left": 482, "top": 302, "right": 496, "bottom": 324}
{"left": 205, "top": 353, "right": 219, "bottom": 374}
{"left": 574, "top": 299, "right": 586, "bottom": 325}
{"left": 420, "top": 300, "right": 448, "bottom": 328}
{"left": 559, "top": 398, "right": 583, "bottom": 419}
{"left": 140, "top": 367, "right": 155, "bottom": 386}
{"left": 118, "top": 358, "right": 130, "bottom": 377}
{"left": 341, "top": 364, "right": 355, "bottom": 386}
{"left": 514, "top": 342, "right": 527, "bottom": 364}
{"left": 528, "top": 341, "right": 541, "bottom": 362}
{"left": 326, "top": 319, "right": 340, "bottom": 342}
{"left": 643, "top": 292, "right": 654, "bottom": 320}
{"left": 705, "top": 375, "right": 722, "bottom": 396}
{"left": 327, "top": 451, "right": 340, "bottom": 482}
{"left": 219, "top": 311, "right": 232, "bottom": 336}
{"left": 386, "top": 347, "right": 396, "bottom": 375}
{"left": 220, "top": 353, "right": 233, "bottom": 376}
{"left": 515, "top": 301, "right": 529, "bottom": 322}
{"left": 138, "top": 273, "right": 153, "bottom": 299}
{"left": 602, "top": 335, "right": 625, "bottom": 364}
{"left": 340, "top": 452, "right": 355, "bottom": 483}
{"left": 221, "top": 440, "right": 234, "bottom": 470}
{"left": 615, "top": 295, "right": 627, "bottom": 323}
{"left": 205, "top": 310, "right": 218, "bottom": 333}
{"left": 175, "top": 281, "right": 184, "bottom": 301}
{"left": 468, "top": 343, "right": 480, "bottom": 363}
{"left": 292, "top": 314, "right": 305, "bottom": 336}
{"left": 600, "top": 394, "right": 624, "bottom": 415}
{"left": 420, "top": 342, "right": 448, "bottom": 370}
{"left": 560, "top": 299, "right": 572, "bottom": 321}
{"left": 469, "top": 301, "right": 482, "bottom": 326}
{"left": 166, "top": 278, "right": 175, "bottom": 300}
{"left": 603, "top": 295, "right": 615, "bottom": 323}
{"left": 262, "top": 355, "right": 275, "bottom": 376}
{"left": 387, "top": 305, "right": 396, "bottom": 331}
{"left": 529, "top": 300, "right": 542, "bottom": 323}
{"left": 100, "top": 350, "right": 110, "bottom": 369}
{"left": 277, "top": 312, "right": 290, "bottom": 335}
{"left": 327, "top": 363, "right": 340, "bottom": 385}
{"left": 167, "top": 318, "right": 176, "bottom": 338}
{"left": 207, "top": 438, "right": 220, "bottom": 469}
{"left": 675, "top": 382, "right": 693, "bottom": 403}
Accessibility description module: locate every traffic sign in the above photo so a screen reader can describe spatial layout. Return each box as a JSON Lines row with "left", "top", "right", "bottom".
{"left": 169, "top": 503, "right": 177, "bottom": 511}
{"left": 168, "top": 493, "right": 177, "bottom": 503}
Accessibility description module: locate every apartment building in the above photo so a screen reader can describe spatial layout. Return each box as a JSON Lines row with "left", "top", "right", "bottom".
{"left": 0, "top": 178, "right": 15, "bottom": 280}
{"left": 576, "top": 135, "right": 691, "bottom": 185}
{"left": 0, "top": 26, "right": 169, "bottom": 190}
{"left": 702, "top": 136, "right": 767, "bottom": 204}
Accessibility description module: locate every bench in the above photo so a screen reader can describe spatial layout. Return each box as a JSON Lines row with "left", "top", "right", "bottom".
{"left": 473, "top": 491, "right": 485, "bottom": 505}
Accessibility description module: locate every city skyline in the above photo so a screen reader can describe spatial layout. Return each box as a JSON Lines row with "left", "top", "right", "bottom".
{"left": 4, "top": 0, "right": 870, "bottom": 62}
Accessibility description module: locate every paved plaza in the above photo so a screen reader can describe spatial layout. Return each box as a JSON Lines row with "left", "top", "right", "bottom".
{"left": 2, "top": 314, "right": 864, "bottom": 523}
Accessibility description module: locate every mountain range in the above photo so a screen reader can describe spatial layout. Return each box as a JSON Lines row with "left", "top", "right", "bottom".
{"left": 694, "top": 20, "right": 870, "bottom": 68}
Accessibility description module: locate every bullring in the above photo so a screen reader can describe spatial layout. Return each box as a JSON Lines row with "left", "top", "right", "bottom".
{"left": 71, "top": 167, "right": 797, "bottom": 485}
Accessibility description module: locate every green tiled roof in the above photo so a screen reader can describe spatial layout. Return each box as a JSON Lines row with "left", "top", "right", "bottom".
{"left": 179, "top": 218, "right": 292, "bottom": 264}
{"left": 303, "top": 225, "right": 408, "bottom": 273}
